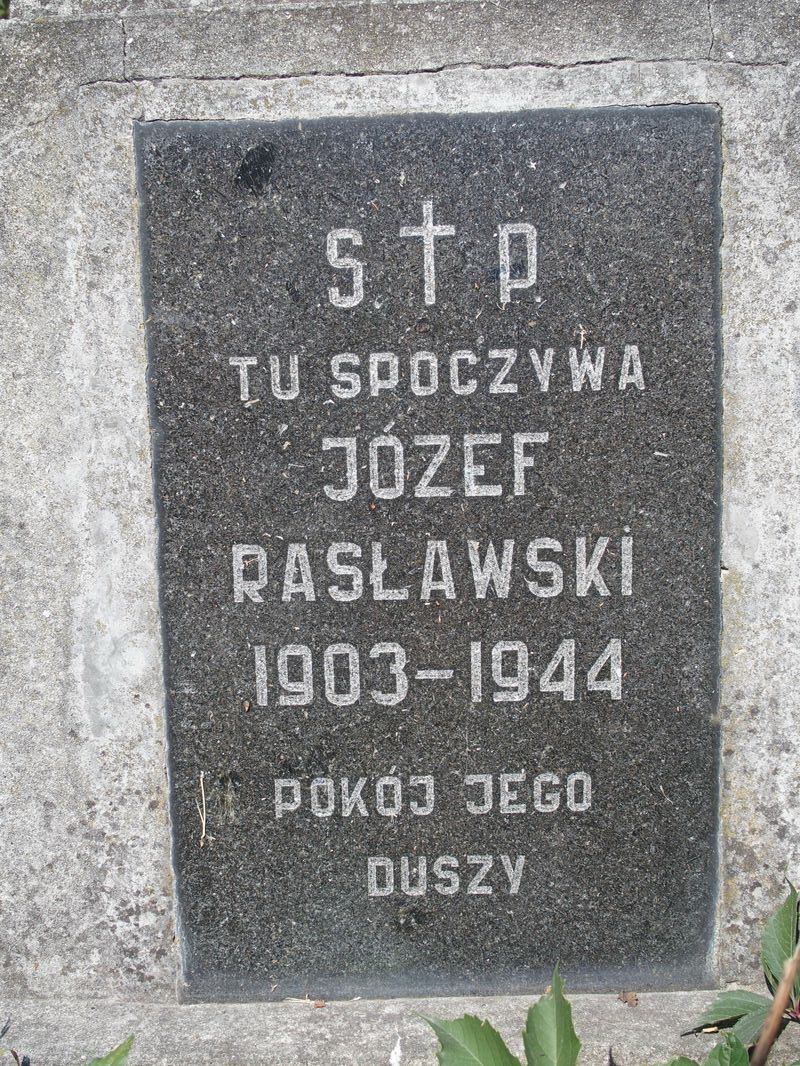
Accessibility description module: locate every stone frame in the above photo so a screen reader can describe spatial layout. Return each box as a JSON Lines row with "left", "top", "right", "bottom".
{"left": 1, "top": 5, "right": 799, "bottom": 1062}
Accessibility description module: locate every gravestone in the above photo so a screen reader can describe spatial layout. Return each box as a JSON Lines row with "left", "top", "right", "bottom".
{"left": 135, "top": 107, "right": 721, "bottom": 1001}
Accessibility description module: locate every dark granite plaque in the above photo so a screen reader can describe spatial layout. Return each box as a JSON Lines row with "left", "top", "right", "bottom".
{"left": 135, "top": 107, "right": 721, "bottom": 1001}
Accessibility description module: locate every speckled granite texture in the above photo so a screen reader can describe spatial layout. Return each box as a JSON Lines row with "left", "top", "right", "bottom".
{"left": 136, "top": 109, "right": 720, "bottom": 1000}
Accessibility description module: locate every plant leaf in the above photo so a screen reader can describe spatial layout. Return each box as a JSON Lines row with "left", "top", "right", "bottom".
{"left": 665, "top": 1057, "right": 701, "bottom": 1066}
{"left": 86, "top": 1035, "right": 135, "bottom": 1066}
{"left": 683, "top": 990, "right": 773, "bottom": 1034}
{"left": 761, "top": 885, "right": 799, "bottom": 995}
{"left": 703, "top": 1034, "right": 749, "bottom": 1066}
{"left": 425, "top": 1015, "right": 521, "bottom": 1066}
{"left": 729, "top": 1006, "right": 773, "bottom": 1047}
{"left": 522, "top": 966, "right": 581, "bottom": 1066}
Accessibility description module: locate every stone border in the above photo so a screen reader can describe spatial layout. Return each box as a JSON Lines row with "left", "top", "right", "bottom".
{"left": 0, "top": 992, "right": 733, "bottom": 1066}
{"left": 2, "top": 7, "right": 799, "bottom": 1064}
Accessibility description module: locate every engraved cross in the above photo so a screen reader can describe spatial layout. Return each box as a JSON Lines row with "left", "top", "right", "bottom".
{"left": 400, "top": 200, "right": 456, "bottom": 306}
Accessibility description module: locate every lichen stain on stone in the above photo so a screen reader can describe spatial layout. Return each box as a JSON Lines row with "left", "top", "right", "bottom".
{"left": 721, "top": 385, "right": 748, "bottom": 474}
{"left": 235, "top": 143, "right": 276, "bottom": 195}
{"left": 718, "top": 570, "right": 747, "bottom": 676}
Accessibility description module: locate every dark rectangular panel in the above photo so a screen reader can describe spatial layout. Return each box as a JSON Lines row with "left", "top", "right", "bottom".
{"left": 135, "top": 107, "right": 721, "bottom": 1001}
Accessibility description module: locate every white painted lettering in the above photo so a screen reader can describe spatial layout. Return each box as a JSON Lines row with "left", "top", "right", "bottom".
{"left": 232, "top": 543, "right": 267, "bottom": 603}
{"left": 498, "top": 222, "right": 537, "bottom": 305}
{"left": 399, "top": 200, "right": 455, "bottom": 306}
{"left": 327, "top": 228, "right": 364, "bottom": 309}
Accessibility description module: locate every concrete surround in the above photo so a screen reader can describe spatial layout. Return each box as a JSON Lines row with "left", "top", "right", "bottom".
{"left": 1, "top": 2, "right": 799, "bottom": 1063}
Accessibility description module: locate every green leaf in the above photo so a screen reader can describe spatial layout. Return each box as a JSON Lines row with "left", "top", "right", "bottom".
{"left": 425, "top": 1015, "right": 521, "bottom": 1066}
{"left": 703, "top": 1034, "right": 749, "bottom": 1066}
{"left": 522, "top": 966, "right": 581, "bottom": 1066}
{"left": 683, "top": 990, "right": 773, "bottom": 1034}
{"left": 665, "top": 1057, "right": 701, "bottom": 1066}
{"left": 761, "top": 885, "right": 799, "bottom": 995}
{"left": 86, "top": 1035, "right": 135, "bottom": 1066}
{"left": 729, "top": 1006, "right": 772, "bottom": 1047}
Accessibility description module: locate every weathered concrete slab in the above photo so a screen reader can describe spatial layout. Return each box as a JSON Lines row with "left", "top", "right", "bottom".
{"left": 1, "top": 1, "right": 800, "bottom": 1061}
{"left": 9, "top": 990, "right": 798, "bottom": 1066}
{"left": 0, "top": 16, "right": 122, "bottom": 127}
{"left": 122, "top": 2, "right": 712, "bottom": 81}
{"left": 710, "top": 0, "right": 800, "bottom": 63}
{"left": 0, "top": 20, "right": 171, "bottom": 1007}
{"left": 11, "top": 0, "right": 314, "bottom": 11}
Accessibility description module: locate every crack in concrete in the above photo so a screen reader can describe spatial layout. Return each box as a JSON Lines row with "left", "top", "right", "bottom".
{"left": 78, "top": 53, "right": 789, "bottom": 91}
{"left": 120, "top": 15, "right": 128, "bottom": 81}
{"left": 707, "top": 0, "right": 716, "bottom": 60}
